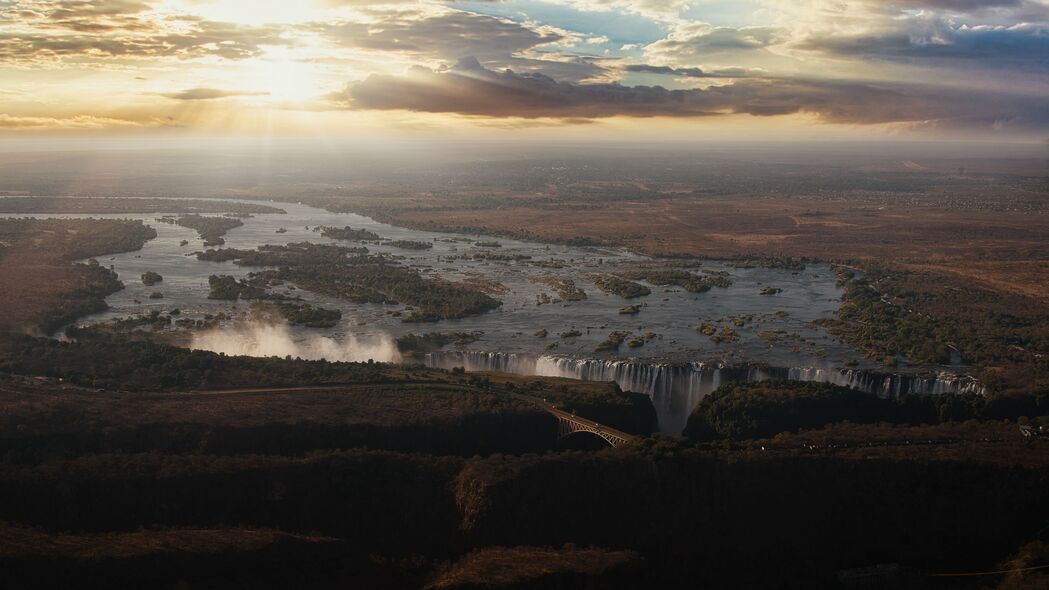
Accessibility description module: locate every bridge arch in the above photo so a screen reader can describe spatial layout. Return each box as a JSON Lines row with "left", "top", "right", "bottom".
{"left": 554, "top": 413, "right": 633, "bottom": 448}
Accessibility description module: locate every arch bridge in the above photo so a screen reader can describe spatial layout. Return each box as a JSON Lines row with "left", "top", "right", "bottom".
{"left": 548, "top": 407, "right": 635, "bottom": 448}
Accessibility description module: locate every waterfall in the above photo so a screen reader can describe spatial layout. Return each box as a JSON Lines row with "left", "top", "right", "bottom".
{"left": 423, "top": 351, "right": 986, "bottom": 435}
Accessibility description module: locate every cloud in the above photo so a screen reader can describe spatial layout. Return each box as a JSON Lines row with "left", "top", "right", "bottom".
{"left": 332, "top": 56, "right": 1049, "bottom": 133}
{"left": 0, "top": 1, "right": 293, "bottom": 64}
{"left": 622, "top": 64, "right": 753, "bottom": 78}
{"left": 308, "top": 9, "right": 609, "bottom": 81}
{"left": 864, "top": 0, "right": 1034, "bottom": 14}
{"left": 0, "top": 113, "right": 145, "bottom": 129}
{"left": 800, "top": 20, "right": 1049, "bottom": 71}
{"left": 539, "top": 0, "right": 691, "bottom": 20}
{"left": 160, "top": 88, "right": 270, "bottom": 101}
{"left": 641, "top": 22, "right": 795, "bottom": 71}
{"left": 310, "top": 10, "right": 564, "bottom": 62}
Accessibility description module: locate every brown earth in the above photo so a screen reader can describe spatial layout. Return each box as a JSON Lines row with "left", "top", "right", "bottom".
{"left": 357, "top": 196, "right": 1049, "bottom": 302}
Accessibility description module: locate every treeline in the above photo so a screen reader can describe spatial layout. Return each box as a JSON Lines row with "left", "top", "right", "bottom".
{"left": 684, "top": 381, "right": 1049, "bottom": 441}
{"left": 822, "top": 262, "right": 1049, "bottom": 393}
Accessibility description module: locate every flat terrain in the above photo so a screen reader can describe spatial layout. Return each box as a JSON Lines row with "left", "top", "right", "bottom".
{"left": 0, "top": 196, "right": 284, "bottom": 215}
{"left": 342, "top": 196, "right": 1049, "bottom": 302}
{"left": 0, "top": 218, "right": 155, "bottom": 336}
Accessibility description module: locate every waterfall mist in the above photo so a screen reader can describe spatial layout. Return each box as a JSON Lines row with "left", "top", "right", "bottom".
{"left": 191, "top": 321, "right": 401, "bottom": 364}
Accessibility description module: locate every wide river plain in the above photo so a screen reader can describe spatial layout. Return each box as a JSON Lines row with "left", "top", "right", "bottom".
{"left": 10, "top": 199, "right": 981, "bottom": 433}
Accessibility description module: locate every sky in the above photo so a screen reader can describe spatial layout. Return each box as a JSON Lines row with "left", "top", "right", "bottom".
{"left": 0, "top": 0, "right": 1047, "bottom": 141}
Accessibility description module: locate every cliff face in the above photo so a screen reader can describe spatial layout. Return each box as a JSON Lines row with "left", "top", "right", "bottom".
{"left": 454, "top": 450, "right": 1049, "bottom": 587}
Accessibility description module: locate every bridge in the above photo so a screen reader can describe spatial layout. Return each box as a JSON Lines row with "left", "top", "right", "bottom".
{"left": 508, "top": 393, "right": 637, "bottom": 448}
{"left": 549, "top": 407, "right": 635, "bottom": 447}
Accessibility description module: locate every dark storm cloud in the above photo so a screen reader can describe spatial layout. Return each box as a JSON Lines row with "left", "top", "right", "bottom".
{"left": 801, "top": 18, "right": 1049, "bottom": 71}
{"left": 333, "top": 56, "right": 1049, "bottom": 132}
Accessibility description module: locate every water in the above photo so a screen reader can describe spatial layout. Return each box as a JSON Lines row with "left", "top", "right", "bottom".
{"left": 3, "top": 198, "right": 982, "bottom": 433}
{"left": 423, "top": 352, "right": 985, "bottom": 434}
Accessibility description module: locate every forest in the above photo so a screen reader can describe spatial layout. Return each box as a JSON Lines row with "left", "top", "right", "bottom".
{"left": 821, "top": 262, "right": 1049, "bottom": 394}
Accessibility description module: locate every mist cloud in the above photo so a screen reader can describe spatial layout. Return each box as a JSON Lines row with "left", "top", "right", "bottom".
{"left": 191, "top": 321, "right": 402, "bottom": 364}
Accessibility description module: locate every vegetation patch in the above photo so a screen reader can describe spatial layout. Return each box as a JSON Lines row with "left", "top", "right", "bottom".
{"left": 595, "top": 331, "right": 631, "bottom": 352}
{"left": 396, "top": 332, "right": 482, "bottom": 354}
{"left": 270, "top": 301, "right": 342, "bottom": 328}
{"left": 729, "top": 255, "right": 807, "bottom": 271}
{"left": 319, "top": 226, "right": 383, "bottom": 241}
{"left": 157, "top": 214, "right": 243, "bottom": 247}
{"left": 140, "top": 271, "right": 163, "bottom": 286}
{"left": 591, "top": 275, "right": 651, "bottom": 299}
{"left": 615, "top": 269, "right": 732, "bottom": 293}
{"left": 627, "top": 332, "right": 658, "bottom": 349}
{"left": 709, "top": 326, "right": 739, "bottom": 344}
{"left": 530, "top": 277, "right": 587, "bottom": 301}
{"left": 388, "top": 240, "right": 433, "bottom": 250}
